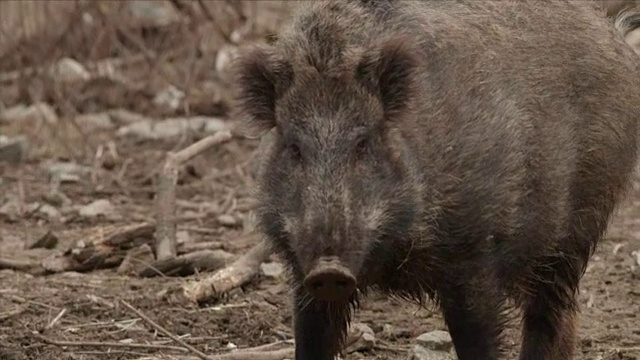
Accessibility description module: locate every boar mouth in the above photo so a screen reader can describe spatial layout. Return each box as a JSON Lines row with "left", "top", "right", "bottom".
{"left": 303, "top": 256, "right": 357, "bottom": 302}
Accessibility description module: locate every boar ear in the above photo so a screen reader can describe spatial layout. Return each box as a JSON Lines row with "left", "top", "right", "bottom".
{"left": 230, "top": 45, "right": 293, "bottom": 139}
{"left": 355, "top": 36, "right": 418, "bottom": 119}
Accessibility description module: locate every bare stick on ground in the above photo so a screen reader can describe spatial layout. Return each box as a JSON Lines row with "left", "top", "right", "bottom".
{"left": 131, "top": 326, "right": 365, "bottom": 360}
{"left": 37, "top": 335, "right": 189, "bottom": 353}
{"left": 133, "top": 351, "right": 293, "bottom": 360}
{"left": 0, "top": 257, "right": 43, "bottom": 274}
{"left": 155, "top": 129, "right": 233, "bottom": 261}
{"left": 120, "top": 300, "right": 213, "bottom": 360}
{"left": 182, "top": 235, "right": 271, "bottom": 303}
{"left": 122, "top": 300, "right": 299, "bottom": 360}
{"left": 137, "top": 249, "right": 234, "bottom": 278}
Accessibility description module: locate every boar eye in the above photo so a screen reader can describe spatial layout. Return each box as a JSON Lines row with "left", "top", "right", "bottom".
{"left": 288, "top": 143, "right": 302, "bottom": 161}
{"left": 355, "top": 137, "right": 369, "bottom": 157}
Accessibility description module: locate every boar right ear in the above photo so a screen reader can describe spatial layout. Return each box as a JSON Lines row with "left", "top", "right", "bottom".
{"left": 355, "top": 36, "right": 418, "bottom": 120}
{"left": 230, "top": 45, "right": 293, "bottom": 139}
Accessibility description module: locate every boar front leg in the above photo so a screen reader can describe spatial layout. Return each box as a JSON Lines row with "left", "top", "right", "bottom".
{"left": 438, "top": 270, "right": 506, "bottom": 360}
{"left": 293, "top": 288, "right": 350, "bottom": 360}
{"left": 519, "top": 252, "right": 580, "bottom": 360}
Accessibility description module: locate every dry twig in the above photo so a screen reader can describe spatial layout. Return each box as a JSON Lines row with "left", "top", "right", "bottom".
{"left": 120, "top": 300, "right": 213, "bottom": 360}
{"left": 45, "top": 308, "right": 67, "bottom": 330}
{"left": 131, "top": 326, "right": 366, "bottom": 360}
{"left": 155, "top": 130, "right": 233, "bottom": 261}
{"left": 182, "top": 234, "right": 270, "bottom": 303}
{"left": 37, "top": 335, "right": 190, "bottom": 353}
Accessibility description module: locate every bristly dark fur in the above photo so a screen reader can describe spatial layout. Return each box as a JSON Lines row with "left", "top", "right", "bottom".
{"left": 234, "top": 1, "right": 640, "bottom": 359}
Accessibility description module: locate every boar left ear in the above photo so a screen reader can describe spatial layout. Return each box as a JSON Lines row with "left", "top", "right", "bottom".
{"left": 230, "top": 45, "right": 293, "bottom": 139}
{"left": 355, "top": 36, "right": 418, "bottom": 119}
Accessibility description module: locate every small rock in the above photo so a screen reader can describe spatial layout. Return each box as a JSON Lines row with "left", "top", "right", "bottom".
{"left": 43, "top": 190, "right": 72, "bottom": 207}
{"left": 75, "top": 112, "right": 115, "bottom": 130}
{"left": 408, "top": 345, "right": 455, "bottom": 360}
{"left": 416, "top": 331, "right": 453, "bottom": 352}
{"left": 382, "top": 324, "right": 412, "bottom": 340}
{"left": 260, "top": 262, "right": 285, "bottom": 279}
{"left": 39, "top": 204, "right": 61, "bottom": 221}
{"left": 0, "top": 102, "right": 58, "bottom": 125}
{"left": 382, "top": 324, "right": 395, "bottom": 338}
{"left": 82, "top": 12, "right": 94, "bottom": 25}
{"left": 217, "top": 214, "right": 238, "bottom": 227}
{"left": 0, "top": 135, "right": 29, "bottom": 163}
{"left": 153, "top": 85, "right": 185, "bottom": 111}
{"left": 128, "top": 0, "right": 181, "bottom": 28}
{"left": 0, "top": 197, "right": 21, "bottom": 220}
{"left": 50, "top": 58, "right": 91, "bottom": 83}
{"left": 27, "top": 230, "right": 59, "bottom": 250}
{"left": 347, "top": 323, "right": 376, "bottom": 353}
{"left": 24, "top": 202, "right": 41, "bottom": 214}
{"left": 79, "top": 199, "right": 116, "bottom": 218}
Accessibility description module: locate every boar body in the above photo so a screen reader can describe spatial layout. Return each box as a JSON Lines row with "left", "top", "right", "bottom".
{"left": 233, "top": 1, "right": 640, "bottom": 359}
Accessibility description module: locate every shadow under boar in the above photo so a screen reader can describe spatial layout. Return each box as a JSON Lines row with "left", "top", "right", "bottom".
{"left": 231, "top": 1, "right": 640, "bottom": 359}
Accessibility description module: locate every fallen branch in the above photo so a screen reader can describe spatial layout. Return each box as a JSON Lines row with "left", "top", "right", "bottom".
{"left": 41, "top": 222, "right": 155, "bottom": 273}
{"left": 32, "top": 223, "right": 228, "bottom": 275}
{"left": 0, "top": 257, "right": 45, "bottom": 275}
{"left": 37, "top": 335, "right": 189, "bottom": 353}
{"left": 179, "top": 241, "right": 223, "bottom": 254}
{"left": 138, "top": 249, "right": 234, "bottom": 278}
{"left": 155, "top": 130, "right": 233, "bottom": 261}
{"left": 0, "top": 257, "right": 37, "bottom": 271}
{"left": 183, "top": 235, "right": 270, "bottom": 303}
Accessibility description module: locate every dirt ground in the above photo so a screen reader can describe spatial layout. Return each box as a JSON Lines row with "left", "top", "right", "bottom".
{"left": 0, "top": 125, "right": 638, "bottom": 360}
{"left": 0, "top": 1, "right": 639, "bottom": 359}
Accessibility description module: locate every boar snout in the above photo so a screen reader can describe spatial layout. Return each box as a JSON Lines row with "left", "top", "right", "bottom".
{"left": 303, "top": 257, "right": 357, "bottom": 302}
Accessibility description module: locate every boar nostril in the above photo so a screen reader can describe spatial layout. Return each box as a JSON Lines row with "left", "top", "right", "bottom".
{"left": 303, "top": 259, "right": 357, "bottom": 302}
